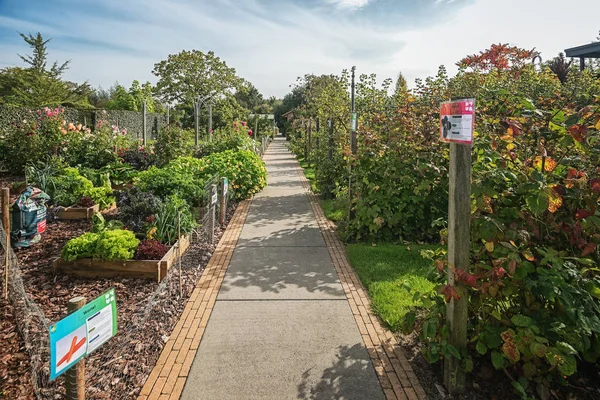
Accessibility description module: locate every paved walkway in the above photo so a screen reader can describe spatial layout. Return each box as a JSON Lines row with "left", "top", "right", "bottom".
{"left": 140, "top": 136, "right": 426, "bottom": 400}
{"left": 181, "top": 137, "right": 383, "bottom": 399}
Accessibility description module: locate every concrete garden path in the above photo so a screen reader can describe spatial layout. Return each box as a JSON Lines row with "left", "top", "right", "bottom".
{"left": 140, "top": 136, "right": 426, "bottom": 400}
{"left": 180, "top": 137, "right": 384, "bottom": 399}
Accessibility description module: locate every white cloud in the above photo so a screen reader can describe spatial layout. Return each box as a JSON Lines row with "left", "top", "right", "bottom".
{"left": 326, "top": 0, "right": 371, "bottom": 10}
{"left": 1, "top": 0, "right": 599, "bottom": 98}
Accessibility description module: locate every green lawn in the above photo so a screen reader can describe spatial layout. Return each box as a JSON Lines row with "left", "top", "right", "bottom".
{"left": 320, "top": 198, "right": 346, "bottom": 222}
{"left": 296, "top": 155, "right": 317, "bottom": 192}
{"left": 346, "top": 244, "right": 439, "bottom": 332}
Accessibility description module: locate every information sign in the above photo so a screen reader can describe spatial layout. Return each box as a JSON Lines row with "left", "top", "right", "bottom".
{"left": 350, "top": 112, "right": 358, "bottom": 131}
{"left": 223, "top": 178, "right": 229, "bottom": 195}
{"left": 440, "top": 98, "right": 475, "bottom": 145}
{"left": 49, "top": 289, "right": 117, "bottom": 380}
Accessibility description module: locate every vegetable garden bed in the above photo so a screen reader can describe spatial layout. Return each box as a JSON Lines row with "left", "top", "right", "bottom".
{"left": 53, "top": 234, "right": 190, "bottom": 281}
{"left": 55, "top": 202, "right": 117, "bottom": 220}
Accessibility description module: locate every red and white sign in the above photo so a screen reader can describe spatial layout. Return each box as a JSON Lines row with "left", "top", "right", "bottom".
{"left": 440, "top": 98, "right": 475, "bottom": 145}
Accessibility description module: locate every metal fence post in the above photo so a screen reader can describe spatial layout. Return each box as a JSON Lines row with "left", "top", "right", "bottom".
{"left": 142, "top": 101, "right": 147, "bottom": 146}
{"left": 65, "top": 297, "right": 86, "bottom": 400}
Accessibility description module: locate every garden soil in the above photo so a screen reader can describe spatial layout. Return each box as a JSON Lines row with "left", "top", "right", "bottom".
{"left": 0, "top": 202, "right": 238, "bottom": 399}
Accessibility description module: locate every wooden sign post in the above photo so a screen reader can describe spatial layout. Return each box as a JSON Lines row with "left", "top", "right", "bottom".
{"left": 440, "top": 98, "right": 475, "bottom": 394}
{"left": 65, "top": 297, "right": 86, "bottom": 400}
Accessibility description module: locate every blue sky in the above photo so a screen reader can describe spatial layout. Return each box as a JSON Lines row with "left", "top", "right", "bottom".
{"left": 0, "top": 0, "right": 599, "bottom": 97}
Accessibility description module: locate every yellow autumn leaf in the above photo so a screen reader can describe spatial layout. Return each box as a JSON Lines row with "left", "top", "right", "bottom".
{"left": 548, "top": 191, "right": 563, "bottom": 213}
{"left": 485, "top": 242, "right": 495, "bottom": 252}
{"left": 506, "top": 143, "right": 516, "bottom": 151}
{"left": 595, "top": 117, "right": 600, "bottom": 130}
{"left": 534, "top": 156, "right": 557, "bottom": 172}
{"left": 522, "top": 250, "right": 535, "bottom": 262}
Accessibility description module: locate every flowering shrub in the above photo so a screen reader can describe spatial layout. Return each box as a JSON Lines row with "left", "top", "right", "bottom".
{"left": 2, "top": 107, "right": 66, "bottom": 173}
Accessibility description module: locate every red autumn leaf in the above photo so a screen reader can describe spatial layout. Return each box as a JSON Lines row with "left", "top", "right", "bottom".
{"left": 436, "top": 260, "right": 445, "bottom": 273}
{"left": 440, "top": 284, "right": 460, "bottom": 303}
{"left": 590, "top": 178, "right": 600, "bottom": 194}
{"left": 575, "top": 209, "right": 593, "bottom": 220}
{"left": 582, "top": 243, "right": 596, "bottom": 257}
{"left": 568, "top": 124, "right": 588, "bottom": 142}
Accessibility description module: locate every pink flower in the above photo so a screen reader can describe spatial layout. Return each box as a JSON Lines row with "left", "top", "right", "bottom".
{"left": 233, "top": 122, "right": 238, "bottom": 127}
{"left": 248, "top": 129, "right": 253, "bottom": 136}
{"left": 241, "top": 121, "right": 247, "bottom": 127}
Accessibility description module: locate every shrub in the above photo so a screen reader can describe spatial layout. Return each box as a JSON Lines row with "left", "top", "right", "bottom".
{"left": 2, "top": 107, "right": 66, "bottom": 174}
{"left": 65, "top": 122, "right": 131, "bottom": 169}
{"left": 202, "top": 150, "right": 267, "bottom": 200}
{"left": 154, "top": 125, "right": 194, "bottom": 166}
{"left": 116, "top": 189, "right": 163, "bottom": 234}
{"left": 135, "top": 239, "right": 170, "bottom": 260}
{"left": 49, "top": 167, "right": 94, "bottom": 207}
{"left": 118, "top": 146, "right": 158, "bottom": 170}
{"left": 194, "top": 132, "right": 255, "bottom": 158}
{"left": 135, "top": 160, "right": 207, "bottom": 206}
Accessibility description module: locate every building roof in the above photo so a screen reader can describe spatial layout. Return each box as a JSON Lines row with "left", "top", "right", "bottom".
{"left": 565, "top": 42, "right": 600, "bottom": 58}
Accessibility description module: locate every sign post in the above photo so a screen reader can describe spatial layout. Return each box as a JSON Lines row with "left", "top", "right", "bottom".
{"left": 65, "top": 297, "right": 86, "bottom": 400}
{"left": 210, "top": 184, "right": 217, "bottom": 244}
{"left": 50, "top": 289, "right": 118, "bottom": 385}
{"left": 440, "top": 98, "right": 474, "bottom": 394}
{"left": 219, "top": 178, "right": 228, "bottom": 226}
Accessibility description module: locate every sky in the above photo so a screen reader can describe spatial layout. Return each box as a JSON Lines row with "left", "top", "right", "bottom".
{"left": 0, "top": 0, "right": 599, "bottom": 98}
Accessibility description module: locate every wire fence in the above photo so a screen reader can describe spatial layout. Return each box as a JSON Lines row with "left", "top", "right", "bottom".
{"left": 0, "top": 177, "right": 236, "bottom": 399}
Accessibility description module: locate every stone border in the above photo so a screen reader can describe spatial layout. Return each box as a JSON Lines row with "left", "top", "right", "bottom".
{"left": 296, "top": 166, "right": 428, "bottom": 400}
{"left": 137, "top": 199, "right": 251, "bottom": 400}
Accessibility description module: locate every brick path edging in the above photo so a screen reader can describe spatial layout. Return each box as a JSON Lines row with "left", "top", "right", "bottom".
{"left": 137, "top": 199, "right": 251, "bottom": 400}
{"left": 296, "top": 165, "right": 429, "bottom": 400}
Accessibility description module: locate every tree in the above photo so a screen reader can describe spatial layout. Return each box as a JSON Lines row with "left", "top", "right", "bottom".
{"left": 0, "top": 32, "right": 90, "bottom": 107}
{"left": 234, "top": 81, "right": 264, "bottom": 112}
{"left": 152, "top": 50, "right": 242, "bottom": 105}
{"left": 458, "top": 43, "right": 536, "bottom": 72}
{"left": 394, "top": 72, "right": 408, "bottom": 96}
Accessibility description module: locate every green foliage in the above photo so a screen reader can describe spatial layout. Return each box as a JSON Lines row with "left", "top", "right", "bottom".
{"left": 154, "top": 125, "right": 194, "bottom": 166}
{"left": 151, "top": 195, "right": 196, "bottom": 245}
{"left": 194, "top": 127, "right": 255, "bottom": 158}
{"left": 153, "top": 49, "right": 242, "bottom": 105}
{"left": 0, "top": 33, "right": 91, "bottom": 108}
{"left": 93, "top": 230, "right": 140, "bottom": 261}
{"left": 135, "top": 157, "right": 207, "bottom": 206}
{"left": 116, "top": 189, "right": 163, "bottom": 234}
{"left": 202, "top": 150, "right": 267, "bottom": 200}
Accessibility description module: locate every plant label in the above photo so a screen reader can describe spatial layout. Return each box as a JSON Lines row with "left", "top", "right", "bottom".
{"left": 351, "top": 112, "right": 358, "bottom": 131}
{"left": 49, "top": 289, "right": 118, "bottom": 380}
{"left": 440, "top": 99, "right": 475, "bottom": 145}
{"left": 211, "top": 187, "right": 218, "bottom": 205}
{"left": 223, "top": 178, "right": 229, "bottom": 195}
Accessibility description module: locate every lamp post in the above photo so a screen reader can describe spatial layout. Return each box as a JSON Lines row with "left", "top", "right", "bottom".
{"left": 193, "top": 95, "right": 213, "bottom": 146}
{"left": 350, "top": 66, "right": 357, "bottom": 155}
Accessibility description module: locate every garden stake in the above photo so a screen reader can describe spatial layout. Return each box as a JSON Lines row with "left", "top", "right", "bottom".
{"left": 2, "top": 188, "right": 9, "bottom": 300}
{"left": 178, "top": 211, "right": 182, "bottom": 297}
{"left": 65, "top": 296, "right": 86, "bottom": 400}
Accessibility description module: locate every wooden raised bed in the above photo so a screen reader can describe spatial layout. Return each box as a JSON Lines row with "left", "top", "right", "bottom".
{"left": 53, "top": 235, "right": 190, "bottom": 282}
{"left": 55, "top": 202, "right": 117, "bottom": 220}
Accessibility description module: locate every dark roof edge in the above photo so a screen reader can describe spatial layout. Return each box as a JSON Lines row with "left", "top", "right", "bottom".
{"left": 565, "top": 42, "right": 600, "bottom": 58}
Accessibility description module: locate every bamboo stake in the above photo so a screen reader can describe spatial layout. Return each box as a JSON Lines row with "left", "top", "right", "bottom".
{"left": 178, "top": 211, "right": 182, "bottom": 297}
{"left": 2, "top": 188, "right": 9, "bottom": 300}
